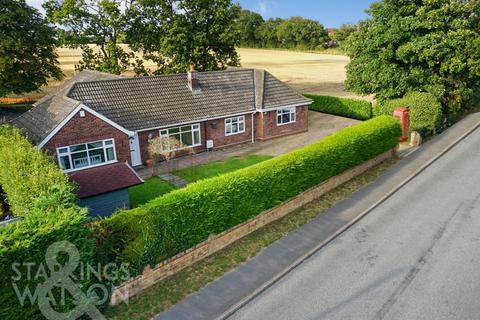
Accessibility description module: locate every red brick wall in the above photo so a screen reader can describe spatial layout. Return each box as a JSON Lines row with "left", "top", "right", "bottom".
{"left": 256, "top": 105, "right": 309, "bottom": 140}
{"left": 205, "top": 113, "right": 253, "bottom": 149}
{"left": 138, "top": 123, "right": 207, "bottom": 163}
{"left": 137, "top": 114, "right": 255, "bottom": 163}
{"left": 43, "top": 109, "right": 131, "bottom": 165}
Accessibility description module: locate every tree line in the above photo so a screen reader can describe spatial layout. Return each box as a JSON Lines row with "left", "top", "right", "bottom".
{"left": 0, "top": 0, "right": 356, "bottom": 97}
{"left": 1, "top": 0, "right": 242, "bottom": 97}
{"left": 235, "top": 9, "right": 356, "bottom": 50}
{"left": 1, "top": 0, "right": 479, "bottom": 121}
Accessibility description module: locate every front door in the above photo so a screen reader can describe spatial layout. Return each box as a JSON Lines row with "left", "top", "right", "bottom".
{"left": 129, "top": 134, "right": 142, "bottom": 166}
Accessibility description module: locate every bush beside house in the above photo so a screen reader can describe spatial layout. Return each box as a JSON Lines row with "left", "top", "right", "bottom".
{"left": 94, "top": 116, "right": 401, "bottom": 275}
{"left": 374, "top": 92, "right": 444, "bottom": 136}
{"left": 0, "top": 125, "right": 94, "bottom": 319}
{"left": 305, "top": 94, "right": 373, "bottom": 120}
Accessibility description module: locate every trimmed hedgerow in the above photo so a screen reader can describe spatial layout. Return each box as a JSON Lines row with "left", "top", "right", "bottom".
{"left": 0, "top": 125, "right": 94, "bottom": 319}
{"left": 304, "top": 94, "right": 373, "bottom": 120}
{"left": 374, "top": 92, "right": 444, "bottom": 136}
{"left": 0, "top": 125, "right": 76, "bottom": 217}
{"left": 95, "top": 116, "right": 401, "bottom": 274}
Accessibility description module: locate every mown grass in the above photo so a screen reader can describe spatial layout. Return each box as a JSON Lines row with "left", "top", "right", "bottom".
{"left": 173, "top": 155, "right": 273, "bottom": 183}
{"left": 129, "top": 155, "right": 273, "bottom": 207}
{"left": 105, "top": 158, "right": 398, "bottom": 320}
{"left": 128, "top": 177, "right": 177, "bottom": 208}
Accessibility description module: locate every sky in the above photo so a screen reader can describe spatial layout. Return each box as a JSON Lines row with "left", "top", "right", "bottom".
{"left": 237, "top": 0, "right": 376, "bottom": 28}
{"left": 26, "top": 0, "right": 376, "bottom": 28}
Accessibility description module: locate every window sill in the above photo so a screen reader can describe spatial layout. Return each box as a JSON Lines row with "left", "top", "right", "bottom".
{"left": 225, "top": 130, "right": 246, "bottom": 137}
{"left": 276, "top": 120, "right": 296, "bottom": 127}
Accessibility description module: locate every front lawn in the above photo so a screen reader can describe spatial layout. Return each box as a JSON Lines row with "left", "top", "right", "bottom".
{"left": 173, "top": 155, "right": 273, "bottom": 183}
{"left": 128, "top": 177, "right": 177, "bottom": 208}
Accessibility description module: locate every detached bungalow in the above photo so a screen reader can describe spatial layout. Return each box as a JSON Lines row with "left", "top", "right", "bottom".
{"left": 11, "top": 68, "right": 311, "bottom": 216}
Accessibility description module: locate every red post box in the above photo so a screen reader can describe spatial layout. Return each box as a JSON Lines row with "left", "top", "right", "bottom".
{"left": 393, "top": 107, "right": 410, "bottom": 142}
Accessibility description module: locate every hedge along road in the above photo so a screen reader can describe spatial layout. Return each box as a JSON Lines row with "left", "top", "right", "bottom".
{"left": 228, "top": 127, "right": 480, "bottom": 320}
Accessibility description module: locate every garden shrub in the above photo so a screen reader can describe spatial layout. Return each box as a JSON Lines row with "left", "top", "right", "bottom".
{"left": 0, "top": 125, "right": 95, "bottom": 319}
{"left": 95, "top": 116, "right": 401, "bottom": 275}
{"left": 374, "top": 92, "right": 444, "bottom": 136}
{"left": 304, "top": 94, "right": 373, "bottom": 120}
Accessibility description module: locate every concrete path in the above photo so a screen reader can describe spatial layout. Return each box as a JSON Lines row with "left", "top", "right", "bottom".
{"left": 158, "top": 173, "right": 189, "bottom": 188}
{"left": 154, "top": 112, "right": 480, "bottom": 320}
{"left": 136, "top": 111, "right": 358, "bottom": 179}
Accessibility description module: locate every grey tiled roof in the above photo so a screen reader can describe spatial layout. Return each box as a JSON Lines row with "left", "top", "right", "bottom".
{"left": 263, "top": 71, "right": 311, "bottom": 109}
{"left": 68, "top": 69, "right": 258, "bottom": 131}
{"left": 11, "top": 71, "right": 122, "bottom": 144}
{"left": 12, "top": 69, "right": 311, "bottom": 144}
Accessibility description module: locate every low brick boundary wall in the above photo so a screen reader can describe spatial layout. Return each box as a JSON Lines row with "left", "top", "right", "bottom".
{"left": 110, "top": 148, "right": 396, "bottom": 305}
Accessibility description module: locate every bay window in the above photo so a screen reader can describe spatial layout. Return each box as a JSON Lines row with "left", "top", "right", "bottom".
{"left": 225, "top": 116, "right": 245, "bottom": 136}
{"left": 277, "top": 107, "right": 296, "bottom": 125}
{"left": 160, "top": 124, "right": 201, "bottom": 151}
{"left": 57, "top": 139, "right": 116, "bottom": 171}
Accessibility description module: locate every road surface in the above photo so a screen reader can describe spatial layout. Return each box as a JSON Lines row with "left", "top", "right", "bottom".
{"left": 228, "top": 128, "right": 480, "bottom": 320}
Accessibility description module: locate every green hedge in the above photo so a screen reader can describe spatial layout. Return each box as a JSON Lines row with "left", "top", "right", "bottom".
{"left": 304, "top": 94, "right": 373, "bottom": 120}
{"left": 374, "top": 92, "right": 444, "bottom": 136}
{"left": 0, "top": 125, "right": 94, "bottom": 319}
{"left": 95, "top": 116, "right": 401, "bottom": 274}
{"left": 0, "top": 125, "right": 76, "bottom": 217}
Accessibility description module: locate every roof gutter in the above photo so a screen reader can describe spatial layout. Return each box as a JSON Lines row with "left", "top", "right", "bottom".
{"left": 256, "top": 101, "right": 313, "bottom": 113}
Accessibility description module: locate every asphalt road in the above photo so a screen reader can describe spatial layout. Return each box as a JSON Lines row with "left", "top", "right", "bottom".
{"left": 228, "top": 128, "right": 480, "bottom": 320}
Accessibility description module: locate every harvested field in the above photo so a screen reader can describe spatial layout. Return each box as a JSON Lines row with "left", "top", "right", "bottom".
{"left": 13, "top": 47, "right": 371, "bottom": 101}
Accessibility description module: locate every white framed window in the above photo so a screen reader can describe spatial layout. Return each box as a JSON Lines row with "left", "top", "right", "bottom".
{"left": 225, "top": 116, "right": 245, "bottom": 136}
{"left": 277, "top": 108, "right": 296, "bottom": 125}
{"left": 160, "top": 124, "right": 201, "bottom": 151}
{"left": 57, "top": 139, "right": 116, "bottom": 172}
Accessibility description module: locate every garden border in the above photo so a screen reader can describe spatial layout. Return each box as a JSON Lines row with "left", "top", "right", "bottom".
{"left": 110, "top": 148, "right": 396, "bottom": 305}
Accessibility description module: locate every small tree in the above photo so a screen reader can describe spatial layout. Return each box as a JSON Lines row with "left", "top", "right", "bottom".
{"left": 147, "top": 136, "right": 184, "bottom": 176}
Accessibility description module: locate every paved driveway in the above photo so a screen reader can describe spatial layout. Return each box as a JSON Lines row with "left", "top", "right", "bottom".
{"left": 228, "top": 126, "right": 480, "bottom": 319}
{"left": 138, "top": 111, "right": 359, "bottom": 177}
{"left": 254, "top": 111, "right": 359, "bottom": 156}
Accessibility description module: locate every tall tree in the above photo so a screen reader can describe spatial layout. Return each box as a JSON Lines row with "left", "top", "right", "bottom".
{"left": 256, "top": 18, "right": 284, "bottom": 48}
{"left": 345, "top": 0, "right": 480, "bottom": 118}
{"left": 276, "top": 16, "right": 328, "bottom": 49}
{"left": 127, "top": 0, "right": 241, "bottom": 74}
{"left": 0, "top": 0, "right": 62, "bottom": 97}
{"left": 235, "top": 9, "right": 264, "bottom": 47}
{"left": 330, "top": 23, "right": 357, "bottom": 44}
{"left": 44, "top": 0, "right": 140, "bottom": 74}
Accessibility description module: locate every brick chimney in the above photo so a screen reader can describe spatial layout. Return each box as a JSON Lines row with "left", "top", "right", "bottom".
{"left": 187, "top": 64, "right": 200, "bottom": 92}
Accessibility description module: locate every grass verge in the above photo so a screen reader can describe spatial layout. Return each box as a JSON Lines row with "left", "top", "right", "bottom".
{"left": 128, "top": 177, "right": 177, "bottom": 208}
{"left": 173, "top": 155, "right": 273, "bottom": 183}
{"left": 105, "top": 157, "right": 398, "bottom": 320}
